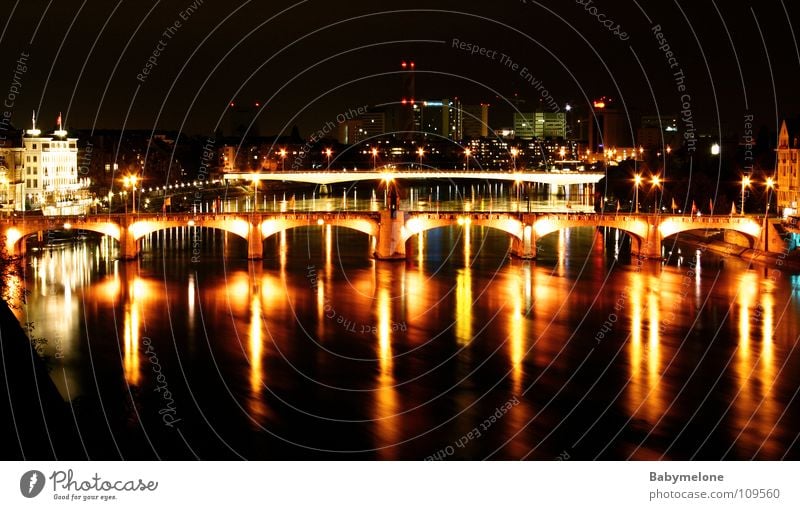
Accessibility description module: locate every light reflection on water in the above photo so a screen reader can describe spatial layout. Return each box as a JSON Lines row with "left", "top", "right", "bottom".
{"left": 14, "top": 225, "right": 800, "bottom": 459}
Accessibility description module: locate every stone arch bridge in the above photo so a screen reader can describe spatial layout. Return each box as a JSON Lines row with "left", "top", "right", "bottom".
{"left": 0, "top": 211, "right": 768, "bottom": 260}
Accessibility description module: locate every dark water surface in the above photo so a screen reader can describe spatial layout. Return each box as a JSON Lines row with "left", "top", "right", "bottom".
{"left": 17, "top": 225, "right": 800, "bottom": 459}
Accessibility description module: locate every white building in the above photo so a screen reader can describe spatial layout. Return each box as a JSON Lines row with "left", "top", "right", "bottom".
{"left": 11, "top": 113, "right": 91, "bottom": 214}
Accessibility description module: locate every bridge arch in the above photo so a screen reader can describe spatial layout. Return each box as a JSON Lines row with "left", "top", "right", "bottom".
{"left": 3, "top": 220, "right": 121, "bottom": 257}
{"left": 658, "top": 216, "right": 762, "bottom": 248}
{"left": 260, "top": 214, "right": 379, "bottom": 241}
{"left": 402, "top": 213, "right": 524, "bottom": 243}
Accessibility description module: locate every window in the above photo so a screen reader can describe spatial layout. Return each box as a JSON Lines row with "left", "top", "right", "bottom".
{"left": 33, "top": 179, "right": 37, "bottom": 188}
{"left": 43, "top": 143, "right": 49, "bottom": 149}
{"left": 26, "top": 156, "right": 30, "bottom": 162}
{"left": 33, "top": 156, "right": 37, "bottom": 162}
{"left": 32, "top": 144, "right": 36, "bottom": 149}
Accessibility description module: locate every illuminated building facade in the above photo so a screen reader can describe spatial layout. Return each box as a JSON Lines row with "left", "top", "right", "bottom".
{"left": 777, "top": 121, "right": 800, "bottom": 217}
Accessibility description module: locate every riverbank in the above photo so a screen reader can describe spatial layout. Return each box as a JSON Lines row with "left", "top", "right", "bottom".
{"left": 672, "top": 232, "right": 800, "bottom": 270}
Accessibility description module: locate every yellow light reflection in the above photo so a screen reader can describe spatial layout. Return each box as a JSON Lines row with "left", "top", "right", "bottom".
{"left": 123, "top": 302, "right": 140, "bottom": 386}
{"left": 645, "top": 278, "right": 662, "bottom": 423}
{"left": 627, "top": 272, "right": 644, "bottom": 418}
{"left": 249, "top": 295, "right": 263, "bottom": 396}
{"left": 374, "top": 280, "right": 399, "bottom": 457}
{"left": 508, "top": 271, "right": 524, "bottom": 395}
{"left": 455, "top": 223, "right": 473, "bottom": 345}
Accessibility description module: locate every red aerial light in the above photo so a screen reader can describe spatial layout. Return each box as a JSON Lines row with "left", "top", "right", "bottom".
{"left": 410, "top": 98, "right": 415, "bottom": 105}
{"left": 230, "top": 102, "right": 235, "bottom": 107}
{"left": 410, "top": 61, "right": 415, "bottom": 68}
{"left": 255, "top": 102, "right": 260, "bottom": 107}
{"left": 401, "top": 98, "right": 407, "bottom": 105}
{"left": 401, "top": 61, "right": 407, "bottom": 68}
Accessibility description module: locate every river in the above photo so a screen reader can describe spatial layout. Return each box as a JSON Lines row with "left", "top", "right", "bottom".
{"left": 13, "top": 214, "right": 800, "bottom": 459}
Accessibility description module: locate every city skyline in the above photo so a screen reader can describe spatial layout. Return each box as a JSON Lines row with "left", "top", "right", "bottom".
{"left": 1, "top": 1, "right": 799, "bottom": 140}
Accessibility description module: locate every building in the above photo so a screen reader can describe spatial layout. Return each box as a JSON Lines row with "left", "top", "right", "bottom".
{"left": 637, "top": 114, "right": 680, "bottom": 150}
{"left": 413, "top": 99, "right": 462, "bottom": 140}
{"left": 776, "top": 121, "right": 800, "bottom": 217}
{"left": 513, "top": 113, "right": 535, "bottom": 140}
{"left": 586, "top": 97, "right": 631, "bottom": 153}
{"left": 462, "top": 104, "right": 489, "bottom": 139}
{"left": 514, "top": 111, "right": 566, "bottom": 140}
{"left": 1, "top": 113, "right": 92, "bottom": 214}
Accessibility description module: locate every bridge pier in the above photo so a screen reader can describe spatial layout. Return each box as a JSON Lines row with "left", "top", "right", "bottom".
{"left": 374, "top": 210, "right": 406, "bottom": 260}
{"left": 120, "top": 227, "right": 139, "bottom": 260}
{"left": 632, "top": 219, "right": 663, "bottom": 259}
{"left": 247, "top": 219, "right": 263, "bottom": 260}
{"left": 510, "top": 223, "right": 536, "bottom": 259}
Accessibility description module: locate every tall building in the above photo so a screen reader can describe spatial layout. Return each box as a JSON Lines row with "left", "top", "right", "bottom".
{"left": 413, "top": 99, "right": 461, "bottom": 140}
{"left": 224, "top": 102, "right": 263, "bottom": 138}
{"left": 513, "top": 113, "right": 536, "bottom": 139}
{"left": 462, "top": 104, "right": 489, "bottom": 139}
{"left": 3, "top": 113, "right": 92, "bottom": 214}
{"left": 776, "top": 121, "right": 800, "bottom": 217}
{"left": 514, "top": 111, "right": 566, "bottom": 140}
{"left": 586, "top": 97, "right": 630, "bottom": 153}
{"left": 637, "top": 114, "right": 680, "bottom": 150}
{"left": 398, "top": 61, "right": 416, "bottom": 137}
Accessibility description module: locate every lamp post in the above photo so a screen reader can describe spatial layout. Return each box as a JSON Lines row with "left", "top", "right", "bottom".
{"left": 417, "top": 147, "right": 424, "bottom": 169}
{"left": 325, "top": 148, "right": 333, "bottom": 170}
{"left": 741, "top": 175, "right": 751, "bottom": 215}
{"left": 651, "top": 175, "right": 661, "bottom": 213}
{"left": 464, "top": 148, "right": 472, "bottom": 171}
{"left": 280, "top": 148, "right": 287, "bottom": 170}
{"left": 371, "top": 148, "right": 378, "bottom": 170}
{"left": 123, "top": 175, "right": 138, "bottom": 214}
{"left": 634, "top": 174, "right": 642, "bottom": 213}
{"left": 764, "top": 177, "right": 774, "bottom": 252}
{"left": 510, "top": 147, "right": 519, "bottom": 171}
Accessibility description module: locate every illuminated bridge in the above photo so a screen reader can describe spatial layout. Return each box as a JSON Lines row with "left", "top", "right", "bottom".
{"left": 223, "top": 170, "right": 606, "bottom": 187}
{"left": 1, "top": 211, "right": 771, "bottom": 261}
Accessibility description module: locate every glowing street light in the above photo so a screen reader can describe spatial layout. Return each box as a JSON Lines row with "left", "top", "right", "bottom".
{"left": 651, "top": 175, "right": 662, "bottom": 213}
{"left": 371, "top": 147, "right": 378, "bottom": 170}
{"left": 279, "top": 148, "right": 287, "bottom": 170}
{"left": 325, "top": 148, "right": 333, "bottom": 170}
{"left": 633, "top": 174, "right": 642, "bottom": 213}
{"left": 711, "top": 143, "right": 721, "bottom": 156}
{"left": 417, "top": 147, "right": 424, "bottom": 168}
{"left": 464, "top": 148, "right": 472, "bottom": 171}
{"left": 123, "top": 175, "right": 138, "bottom": 214}
{"left": 510, "top": 147, "right": 519, "bottom": 171}
{"left": 741, "top": 175, "right": 751, "bottom": 215}
{"left": 764, "top": 176, "right": 775, "bottom": 252}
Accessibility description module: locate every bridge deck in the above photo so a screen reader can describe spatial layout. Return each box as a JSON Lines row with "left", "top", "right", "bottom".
{"left": 223, "top": 170, "right": 605, "bottom": 186}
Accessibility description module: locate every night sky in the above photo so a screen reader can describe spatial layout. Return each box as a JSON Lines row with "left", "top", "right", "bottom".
{"left": 1, "top": 0, "right": 798, "bottom": 139}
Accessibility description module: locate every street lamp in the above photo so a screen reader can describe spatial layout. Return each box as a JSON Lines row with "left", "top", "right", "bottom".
{"left": 417, "top": 147, "right": 424, "bottom": 168}
{"left": 711, "top": 143, "right": 721, "bottom": 156}
{"left": 325, "top": 148, "right": 333, "bottom": 170}
{"left": 510, "top": 147, "right": 519, "bottom": 171}
{"left": 123, "top": 175, "right": 138, "bottom": 214}
{"left": 741, "top": 175, "right": 751, "bottom": 215}
{"left": 764, "top": 177, "right": 775, "bottom": 252}
{"left": 464, "top": 148, "right": 472, "bottom": 171}
{"left": 279, "top": 148, "right": 287, "bottom": 170}
{"left": 371, "top": 147, "right": 378, "bottom": 170}
{"left": 634, "top": 174, "right": 642, "bottom": 213}
{"left": 651, "top": 175, "right": 661, "bottom": 213}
